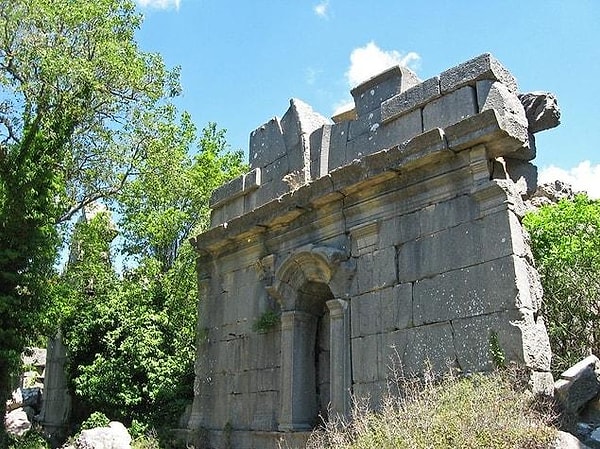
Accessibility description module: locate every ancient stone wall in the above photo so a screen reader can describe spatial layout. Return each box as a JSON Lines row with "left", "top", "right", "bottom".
{"left": 187, "top": 53, "right": 557, "bottom": 449}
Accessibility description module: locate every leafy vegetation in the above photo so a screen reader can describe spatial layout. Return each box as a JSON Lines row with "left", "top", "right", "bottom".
{"left": 0, "top": 0, "right": 181, "bottom": 441}
{"left": 0, "top": 0, "right": 246, "bottom": 442}
{"left": 306, "top": 369, "right": 557, "bottom": 449}
{"left": 51, "top": 120, "right": 245, "bottom": 436}
{"left": 523, "top": 194, "right": 600, "bottom": 375}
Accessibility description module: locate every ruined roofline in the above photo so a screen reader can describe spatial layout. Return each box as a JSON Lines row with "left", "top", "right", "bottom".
{"left": 200, "top": 53, "right": 559, "bottom": 241}
{"left": 190, "top": 108, "right": 529, "bottom": 254}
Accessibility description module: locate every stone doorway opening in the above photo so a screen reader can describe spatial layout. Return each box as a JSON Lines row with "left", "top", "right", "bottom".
{"left": 297, "top": 281, "right": 334, "bottom": 426}
{"left": 273, "top": 246, "right": 354, "bottom": 432}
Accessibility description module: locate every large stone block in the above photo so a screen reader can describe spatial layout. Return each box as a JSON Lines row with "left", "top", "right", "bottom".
{"left": 423, "top": 86, "right": 478, "bottom": 132}
{"left": 346, "top": 107, "right": 423, "bottom": 161}
{"left": 381, "top": 76, "right": 441, "bottom": 123}
{"left": 402, "top": 322, "right": 457, "bottom": 374}
{"left": 309, "top": 124, "right": 331, "bottom": 180}
{"left": 397, "top": 210, "right": 516, "bottom": 283}
{"left": 413, "top": 255, "right": 523, "bottom": 326}
{"left": 477, "top": 80, "right": 528, "bottom": 129}
{"left": 352, "top": 246, "right": 397, "bottom": 295}
{"left": 351, "top": 65, "right": 421, "bottom": 117}
{"left": 327, "top": 121, "right": 349, "bottom": 172}
{"left": 379, "top": 209, "right": 421, "bottom": 247}
{"left": 351, "top": 334, "right": 381, "bottom": 383}
{"left": 451, "top": 311, "right": 517, "bottom": 372}
{"left": 249, "top": 118, "right": 287, "bottom": 169}
{"left": 419, "top": 194, "right": 479, "bottom": 236}
{"left": 439, "top": 53, "right": 518, "bottom": 94}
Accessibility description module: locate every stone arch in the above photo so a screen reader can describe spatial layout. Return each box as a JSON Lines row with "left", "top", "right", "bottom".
{"left": 268, "top": 246, "right": 355, "bottom": 431}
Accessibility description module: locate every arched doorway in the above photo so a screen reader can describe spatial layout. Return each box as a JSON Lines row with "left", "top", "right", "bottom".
{"left": 269, "top": 246, "right": 355, "bottom": 431}
{"left": 297, "top": 281, "right": 334, "bottom": 425}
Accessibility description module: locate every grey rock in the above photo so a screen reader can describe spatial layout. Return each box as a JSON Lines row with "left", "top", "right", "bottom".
{"left": 555, "top": 355, "right": 600, "bottom": 413}
{"left": 76, "top": 422, "right": 131, "bottom": 449}
{"left": 5, "top": 408, "right": 31, "bottom": 437}
{"left": 554, "top": 431, "right": 591, "bottom": 449}
{"left": 440, "top": 53, "right": 518, "bottom": 94}
{"left": 519, "top": 91, "right": 561, "bottom": 133}
{"left": 527, "top": 180, "right": 575, "bottom": 208}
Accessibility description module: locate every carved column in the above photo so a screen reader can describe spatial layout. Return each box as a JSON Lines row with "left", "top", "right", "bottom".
{"left": 279, "top": 310, "right": 318, "bottom": 431}
{"left": 326, "top": 299, "right": 351, "bottom": 419}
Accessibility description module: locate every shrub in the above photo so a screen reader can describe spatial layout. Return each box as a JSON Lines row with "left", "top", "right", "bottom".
{"left": 306, "top": 369, "right": 557, "bottom": 449}
{"left": 523, "top": 194, "right": 600, "bottom": 374}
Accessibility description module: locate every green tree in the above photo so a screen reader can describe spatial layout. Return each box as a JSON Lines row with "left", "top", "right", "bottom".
{"left": 523, "top": 194, "right": 600, "bottom": 374}
{"left": 58, "top": 121, "right": 245, "bottom": 434}
{"left": 0, "top": 0, "right": 178, "bottom": 437}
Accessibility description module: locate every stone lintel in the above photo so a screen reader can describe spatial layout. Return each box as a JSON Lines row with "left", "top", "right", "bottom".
{"left": 439, "top": 53, "right": 518, "bottom": 94}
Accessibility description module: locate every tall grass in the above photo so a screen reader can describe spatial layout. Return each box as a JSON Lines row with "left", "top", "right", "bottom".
{"left": 307, "top": 367, "right": 557, "bottom": 449}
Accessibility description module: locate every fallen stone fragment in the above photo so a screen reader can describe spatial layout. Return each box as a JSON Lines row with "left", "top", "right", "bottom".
{"left": 518, "top": 91, "right": 561, "bottom": 133}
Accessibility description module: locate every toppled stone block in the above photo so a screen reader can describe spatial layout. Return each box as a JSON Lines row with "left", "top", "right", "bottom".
{"left": 518, "top": 91, "right": 561, "bottom": 133}
{"left": 351, "top": 65, "right": 421, "bottom": 117}
{"left": 440, "top": 53, "right": 518, "bottom": 94}
{"left": 555, "top": 355, "right": 600, "bottom": 413}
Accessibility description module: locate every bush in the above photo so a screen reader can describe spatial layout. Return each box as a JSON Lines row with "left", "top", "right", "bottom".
{"left": 80, "top": 411, "right": 110, "bottom": 430}
{"left": 306, "top": 369, "right": 556, "bottom": 449}
{"left": 523, "top": 194, "right": 600, "bottom": 375}
{"left": 8, "top": 430, "right": 50, "bottom": 449}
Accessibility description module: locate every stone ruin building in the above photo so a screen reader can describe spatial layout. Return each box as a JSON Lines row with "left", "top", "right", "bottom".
{"left": 185, "top": 53, "right": 560, "bottom": 449}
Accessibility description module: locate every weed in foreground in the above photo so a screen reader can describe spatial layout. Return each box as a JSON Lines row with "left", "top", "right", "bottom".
{"left": 306, "top": 367, "right": 557, "bottom": 449}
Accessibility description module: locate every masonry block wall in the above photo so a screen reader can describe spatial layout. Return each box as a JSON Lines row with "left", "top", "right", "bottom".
{"left": 187, "top": 53, "right": 557, "bottom": 449}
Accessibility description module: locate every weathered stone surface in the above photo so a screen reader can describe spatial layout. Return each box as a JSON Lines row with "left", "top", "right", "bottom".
{"left": 249, "top": 117, "right": 286, "bottom": 169}
{"left": 381, "top": 76, "right": 440, "bottom": 123}
{"left": 351, "top": 65, "right": 421, "bottom": 117}
{"left": 526, "top": 179, "right": 575, "bottom": 209}
{"left": 5, "top": 408, "right": 31, "bottom": 437}
{"left": 519, "top": 91, "right": 561, "bottom": 133}
{"left": 478, "top": 81, "right": 528, "bottom": 129}
{"left": 423, "top": 85, "right": 478, "bottom": 131}
{"left": 76, "top": 422, "right": 131, "bottom": 449}
{"left": 555, "top": 356, "right": 600, "bottom": 413}
{"left": 189, "top": 54, "right": 559, "bottom": 445}
{"left": 440, "top": 53, "right": 518, "bottom": 94}
{"left": 40, "top": 332, "right": 71, "bottom": 440}
{"left": 554, "top": 430, "right": 592, "bottom": 449}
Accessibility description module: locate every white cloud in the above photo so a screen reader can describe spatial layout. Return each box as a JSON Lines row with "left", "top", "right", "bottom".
{"left": 314, "top": 1, "right": 329, "bottom": 19}
{"left": 539, "top": 161, "right": 600, "bottom": 199}
{"left": 346, "top": 41, "right": 420, "bottom": 87}
{"left": 136, "top": 0, "right": 180, "bottom": 10}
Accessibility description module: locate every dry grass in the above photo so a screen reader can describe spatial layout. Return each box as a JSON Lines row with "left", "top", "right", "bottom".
{"left": 306, "top": 367, "right": 558, "bottom": 449}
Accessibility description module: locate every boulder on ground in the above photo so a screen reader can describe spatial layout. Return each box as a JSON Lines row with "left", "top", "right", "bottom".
{"left": 75, "top": 421, "right": 131, "bottom": 449}
{"left": 5, "top": 407, "right": 32, "bottom": 437}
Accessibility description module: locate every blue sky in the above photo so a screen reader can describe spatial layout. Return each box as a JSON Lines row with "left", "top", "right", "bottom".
{"left": 134, "top": 0, "right": 600, "bottom": 197}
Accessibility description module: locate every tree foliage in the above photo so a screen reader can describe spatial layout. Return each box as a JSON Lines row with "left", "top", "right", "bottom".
{"left": 56, "top": 121, "right": 245, "bottom": 432}
{"left": 0, "top": 0, "right": 179, "bottom": 439}
{"left": 523, "top": 194, "right": 600, "bottom": 374}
